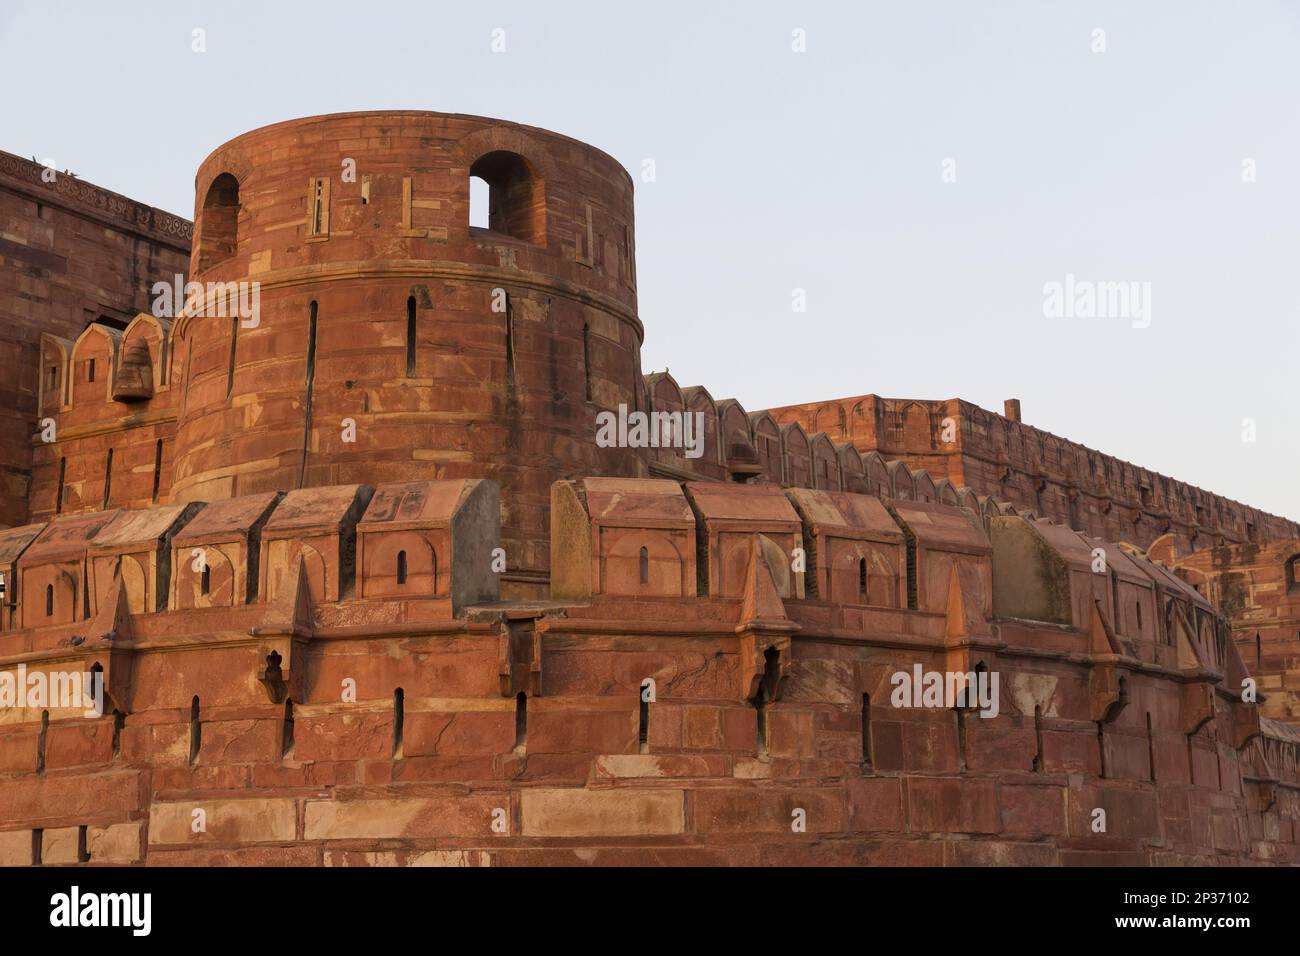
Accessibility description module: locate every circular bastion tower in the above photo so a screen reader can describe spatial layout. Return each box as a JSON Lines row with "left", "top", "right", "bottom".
{"left": 170, "top": 112, "right": 646, "bottom": 591}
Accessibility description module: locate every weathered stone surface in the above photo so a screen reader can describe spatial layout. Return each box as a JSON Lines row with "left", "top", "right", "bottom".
{"left": 40, "top": 826, "right": 81, "bottom": 864}
{"left": 87, "top": 822, "right": 143, "bottom": 863}
{"left": 520, "top": 789, "right": 684, "bottom": 837}
{"left": 148, "top": 799, "right": 297, "bottom": 845}
{"left": 0, "top": 829, "right": 32, "bottom": 866}
{"left": 304, "top": 797, "right": 499, "bottom": 841}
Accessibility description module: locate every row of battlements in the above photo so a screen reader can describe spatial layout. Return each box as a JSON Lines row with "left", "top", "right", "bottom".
{"left": 0, "top": 480, "right": 499, "bottom": 634}
{"left": 1, "top": 472, "right": 1239, "bottom": 676}
{"left": 762, "top": 393, "right": 1298, "bottom": 549}
{"left": 0, "top": 475, "right": 1278, "bottom": 779}
{"left": 552, "top": 479, "right": 1243, "bottom": 682}
{"left": 635, "top": 372, "right": 973, "bottom": 502}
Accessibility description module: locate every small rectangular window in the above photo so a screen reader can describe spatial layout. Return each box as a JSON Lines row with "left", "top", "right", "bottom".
{"left": 306, "top": 177, "right": 331, "bottom": 237}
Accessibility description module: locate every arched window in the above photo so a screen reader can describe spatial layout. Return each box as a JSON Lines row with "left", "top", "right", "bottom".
{"left": 396, "top": 550, "right": 408, "bottom": 585}
{"left": 199, "top": 173, "right": 240, "bottom": 271}
{"left": 468, "top": 151, "right": 544, "bottom": 244}
{"left": 1286, "top": 554, "right": 1300, "bottom": 594}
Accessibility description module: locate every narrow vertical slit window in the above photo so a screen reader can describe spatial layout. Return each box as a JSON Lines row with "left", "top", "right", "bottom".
{"left": 306, "top": 302, "right": 318, "bottom": 385}
{"left": 752, "top": 647, "right": 780, "bottom": 756}
{"left": 102, "top": 448, "right": 113, "bottom": 509}
{"left": 1146, "top": 712, "right": 1156, "bottom": 782}
{"left": 1032, "top": 705, "right": 1044, "bottom": 773}
{"left": 582, "top": 322, "right": 592, "bottom": 401}
{"left": 151, "top": 439, "right": 163, "bottom": 502}
{"left": 77, "top": 825, "right": 89, "bottom": 864}
{"left": 31, "top": 830, "right": 42, "bottom": 866}
{"left": 281, "top": 700, "right": 295, "bottom": 759}
{"left": 955, "top": 708, "right": 967, "bottom": 772}
{"left": 397, "top": 550, "right": 408, "bottom": 586}
{"left": 181, "top": 338, "right": 193, "bottom": 408}
{"left": 392, "top": 688, "right": 404, "bottom": 758}
{"left": 188, "top": 696, "right": 201, "bottom": 766}
{"left": 406, "top": 296, "right": 417, "bottom": 377}
{"left": 88, "top": 358, "right": 95, "bottom": 383}
{"left": 1096, "top": 721, "right": 1108, "bottom": 779}
{"left": 858, "top": 557, "right": 868, "bottom": 600}
{"left": 514, "top": 692, "right": 527, "bottom": 752}
{"left": 226, "top": 315, "right": 238, "bottom": 398}
{"left": 861, "top": 693, "right": 872, "bottom": 767}
{"left": 36, "top": 710, "right": 49, "bottom": 774}
{"left": 1215, "top": 727, "right": 1223, "bottom": 789}
{"left": 638, "top": 682, "right": 650, "bottom": 754}
{"left": 56, "top": 457, "right": 66, "bottom": 514}
{"left": 112, "top": 710, "right": 126, "bottom": 759}
{"left": 1186, "top": 733, "right": 1195, "bottom": 785}
{"left": 309, "top": 177, "right": 329, "bottom": 236}
{"left": 298, "top": 301, "right": 318, "bottom": 489}
{"left": 45, "top": 584, "right": 54, "bottom": 617}
{"left": 200, "top": 564, "right": 211, "bottom": 596}
{"left": 504, "top": 292, "right": 515, "bottom": 385}
{"left": 638, "top": 546, "right": 649, "bottom": 585}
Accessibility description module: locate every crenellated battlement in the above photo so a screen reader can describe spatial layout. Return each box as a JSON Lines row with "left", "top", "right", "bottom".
{"left": 0, "top": 478, "right": 1295, "bottom": 866}
{"left": 765, "top": 395, "right": 1299, "bottom": 556}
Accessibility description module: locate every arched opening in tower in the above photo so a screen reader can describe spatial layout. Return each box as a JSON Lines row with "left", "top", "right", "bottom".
{"left": 199, "top": 172, "right": 240, "bottom": 271}
{"left": 468, "top": 151, "right": 544, "bottom": 244}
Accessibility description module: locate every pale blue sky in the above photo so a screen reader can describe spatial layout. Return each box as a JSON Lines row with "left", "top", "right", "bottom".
{"left": 3, "top": 0, "right": 1296, "bottom": 517}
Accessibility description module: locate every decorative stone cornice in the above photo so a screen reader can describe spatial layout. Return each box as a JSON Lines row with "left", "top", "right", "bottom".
{"left": 0, "top": 149, "right": 192, "bottom": 250}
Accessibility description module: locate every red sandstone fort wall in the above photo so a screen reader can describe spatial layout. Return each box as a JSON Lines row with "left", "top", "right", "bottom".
{"left": 1173, "top": 539, "right": 1300, "bottom": 726}
{"left": 765, "top": 395, "right": 1298, "bottom": 554}
{"left": 0, "top": 479, "right": 1295, "bottom": 866}
{"left": 0, "top": 152, "right": 190, "bottom": 531}
{"left": 2, "top": 112, "right": 1298, "bottom": 867}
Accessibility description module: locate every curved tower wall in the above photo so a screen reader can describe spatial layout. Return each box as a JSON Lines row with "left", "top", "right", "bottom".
{"left": 171, "top": 112, "right": 645, "bottom": 585}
